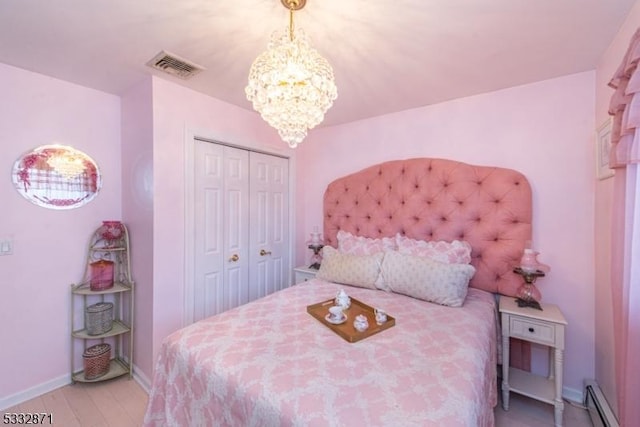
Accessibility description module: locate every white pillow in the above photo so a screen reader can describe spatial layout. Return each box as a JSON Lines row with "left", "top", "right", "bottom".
{"left": 396, "top": 234, "right": 472, "bottom": 264}
{"left": 337, "top": 230, "right": 397, "bottom": 255}
{"left": 379, "top": 250, "right": 476, "bottom": 307}
{"left": 316, "top": 246, "right": 383, "bottom": 289}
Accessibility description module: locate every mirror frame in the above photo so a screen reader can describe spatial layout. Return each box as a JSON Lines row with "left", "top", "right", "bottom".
{"left": 12, "top": 145, "right": 102, "bottom": 210}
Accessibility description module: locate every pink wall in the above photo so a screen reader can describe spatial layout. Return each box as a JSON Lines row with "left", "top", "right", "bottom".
{"left": 120, "top": 79, "right": 155, "bottom": 385}
{"left": 594, "top": 0, "right": 640, "bottom": 417}
{"left": 145, "top": 77, "right": 287, "bottom": 381}
{"left": 0, "top": 63, "right": 121, "bottom": 405}
{"left": 296, "top": 72, "right": 596, "bottom": 397}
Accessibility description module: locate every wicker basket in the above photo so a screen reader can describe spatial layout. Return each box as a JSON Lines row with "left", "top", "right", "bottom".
{"left": 83, "top": 343, "right": 111, "bottom": 380}
{"left": 85, "top": 302, "right": 114, "bottom": 335}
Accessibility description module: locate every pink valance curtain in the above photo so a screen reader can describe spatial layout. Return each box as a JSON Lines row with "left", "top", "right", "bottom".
{"left": 609, "top": 29, "right": 640, "bottom": 168}
{"left": 607, "top": 28, "right": 640, "bottom": 427}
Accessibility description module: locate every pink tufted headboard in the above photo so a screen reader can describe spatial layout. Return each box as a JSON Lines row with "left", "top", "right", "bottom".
{"left": 323, "top": 158, "right": 532, "bottom": 296}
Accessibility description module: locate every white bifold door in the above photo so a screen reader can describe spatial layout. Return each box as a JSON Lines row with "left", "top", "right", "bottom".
{"left": 192, "top": 139, "right": 289, "bottom": 322}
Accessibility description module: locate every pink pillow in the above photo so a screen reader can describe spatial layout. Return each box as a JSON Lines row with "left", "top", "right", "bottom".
{"left": 337, "top": 230, "right": 397, "bottom": 255}
{"left": 396, "top": 234, "right": 472, "bottom": 264}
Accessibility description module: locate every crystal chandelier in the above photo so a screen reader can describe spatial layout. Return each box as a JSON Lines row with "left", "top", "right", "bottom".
{"left": 245, "top": 0, "right": 337, "bottom": 148}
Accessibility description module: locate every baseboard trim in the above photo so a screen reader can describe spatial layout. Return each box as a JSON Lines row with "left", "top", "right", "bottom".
{"left": 133, "top": 363, "right": 151, "bottom": 394}
{"left": 0, "top": 374, "right": 70, "bottom": 411}
{"left": 563, "top": 385, "right": 584, "bottom": 404}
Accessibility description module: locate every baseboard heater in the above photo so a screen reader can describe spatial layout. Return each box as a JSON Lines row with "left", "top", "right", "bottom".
{"left": 585, "top": 379, "right": 619, "bottom": 427}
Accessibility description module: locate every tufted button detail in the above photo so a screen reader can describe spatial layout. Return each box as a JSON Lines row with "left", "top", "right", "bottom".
{"left": 413, "top": 216, "right": 420, "bottom": 222}
{"left": 476, "top": 180, "right": 483, "bottom": 185}
{"left": 401, "top": 200, "right": 406, "bottom": 205}
{"left": 377, "top": 200, "right": 382, "bottom": 206}
{"left": 366, "top": 214, "right": 371, "bottom": 220}
{"left": 475, "top": 217, "right": 481, "bottom": 223}
{"left": 440, "top": 216, "right": 447, "bottom": 222}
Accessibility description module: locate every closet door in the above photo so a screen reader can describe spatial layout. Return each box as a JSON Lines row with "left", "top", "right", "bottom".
{"left": 194, "top": 141, "right": 249, "bottom": 321}
{"left": 249, "top": 152, "right": 290, "bottom": 300}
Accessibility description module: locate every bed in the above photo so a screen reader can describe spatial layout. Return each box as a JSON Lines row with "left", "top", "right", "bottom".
{"left": 144, "top": 158, "right": 532, "bottom": 426}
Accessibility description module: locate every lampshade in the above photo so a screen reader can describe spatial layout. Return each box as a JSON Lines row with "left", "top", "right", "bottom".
{"left": 245, "top": 0, "right": 337, "bottom": 148}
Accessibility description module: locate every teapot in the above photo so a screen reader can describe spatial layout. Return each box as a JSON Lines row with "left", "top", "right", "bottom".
{"left": 335, "top": 289, "right": 351, "bottom": 309}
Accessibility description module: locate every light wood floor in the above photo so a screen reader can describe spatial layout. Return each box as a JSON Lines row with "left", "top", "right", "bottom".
{"left": 6, "top": 376, "right": 593, "bottom": 426}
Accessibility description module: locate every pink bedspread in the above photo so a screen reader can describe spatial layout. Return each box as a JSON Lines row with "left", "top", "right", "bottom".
{"left": 143, "top": 280, "right": 498, "bottom": 426}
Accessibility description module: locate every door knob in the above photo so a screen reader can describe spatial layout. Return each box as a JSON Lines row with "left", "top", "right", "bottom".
{"left": 260, "top": 249, "right": 272, "bottom": 256}
{"left": 228, "top": 254, "right": 239, "bottom": 262}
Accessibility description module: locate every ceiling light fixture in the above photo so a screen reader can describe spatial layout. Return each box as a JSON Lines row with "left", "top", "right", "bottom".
{"left": 245, "top": 0, "right": 338, "bottom": 148}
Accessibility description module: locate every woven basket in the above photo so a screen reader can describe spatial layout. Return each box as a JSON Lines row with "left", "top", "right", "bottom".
{"left": 83, "top": 343, "right": 111, "bottom": 380}
{"left": 85, "top": 302, "right": 114, "bottom": 335}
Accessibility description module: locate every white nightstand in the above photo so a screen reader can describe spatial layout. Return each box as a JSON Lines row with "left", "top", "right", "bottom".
{"left": 293, "top": 266, "right": 318, "bottom": 284}
{"left": 499, "top": 296, "right": 568, "bottom": 427}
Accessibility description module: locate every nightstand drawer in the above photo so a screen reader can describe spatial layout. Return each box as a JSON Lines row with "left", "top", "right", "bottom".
{"left": 510, "top": 317, "right": 555, "bottom": 345}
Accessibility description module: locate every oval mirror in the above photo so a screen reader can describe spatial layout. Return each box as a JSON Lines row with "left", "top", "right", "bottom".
{"left": 12, "top": 145, "right": 102, "bottom": 210}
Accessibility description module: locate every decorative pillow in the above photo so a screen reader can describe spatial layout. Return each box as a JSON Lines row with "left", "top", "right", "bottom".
{"left": 379, "top": 250, "right": 476, "bottom": 307}
{"left": 337, "top": 230, "right": 397, "bottom": 255}
{"left": 316, "top": 246, "right": 384, "bottom": 289}
{"left": 396, "top": 234, "right": 472, "bottom": 264}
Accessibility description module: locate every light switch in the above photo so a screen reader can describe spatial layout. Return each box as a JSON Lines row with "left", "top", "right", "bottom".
{"left": 0, "top": 239, "right": 13, "bottom": 255}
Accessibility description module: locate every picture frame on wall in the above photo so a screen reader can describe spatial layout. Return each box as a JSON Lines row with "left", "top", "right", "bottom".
{"left": 596, "top": 118, "right": 615, "bottom": 180}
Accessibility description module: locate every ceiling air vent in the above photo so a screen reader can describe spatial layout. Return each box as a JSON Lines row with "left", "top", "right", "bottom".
{"left": 146, "top": 50, "right": 204, "bottom": 80}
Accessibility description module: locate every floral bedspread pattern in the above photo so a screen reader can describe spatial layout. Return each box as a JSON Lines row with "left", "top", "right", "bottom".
{"left": 143, "top": 280, "right": 498, "bottom": 427}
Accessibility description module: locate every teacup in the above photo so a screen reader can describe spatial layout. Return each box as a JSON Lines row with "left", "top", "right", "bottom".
{"left": 374, "top": 308, "right": 387, "bottom": 325}
{"left": 328, "top": 305, "right": 344, "bottom": 321}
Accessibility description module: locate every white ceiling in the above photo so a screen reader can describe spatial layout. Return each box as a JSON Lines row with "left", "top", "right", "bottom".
{"left": 0, "top": 0, "right": 634, "bottom": 126}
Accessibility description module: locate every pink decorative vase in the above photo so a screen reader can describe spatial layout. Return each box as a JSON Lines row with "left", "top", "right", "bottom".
{"left": 89, "top": 260, "right": 114, "bottom": 291}
{"left": 100, "top": 221, "right": 124, "bottom": 244}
